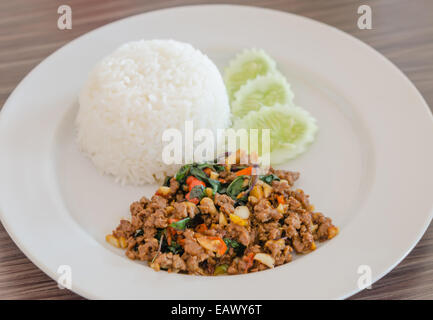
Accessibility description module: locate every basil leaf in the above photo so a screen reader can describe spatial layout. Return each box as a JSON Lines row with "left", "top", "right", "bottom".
{"left": 196, "top": 163, "right": 214, "bottom": 170}
{"left": 169, "top": 217, "right": 191, "bottom": 230}
{"left": 226, "top": 176, "right": 248, "bottom": 200}
{"left": 207, "top": 178, "right": 221, "bottom": 194}
{"left": 155, "top": 231, "right": 184, "bottom": 255}
{"left": 190, "top": 166, "right": 221, "bottom": 194}
{"left": 190, "top": 185, "right": 205, "bottom": 200}
{"left": 197, "top": 163, "right": 225, "bottom": 173}
{"left": 167, "top": 242, "right": 183, "bottom": 255}
{"left": 213, "top": 164, "right": 226, "bottom": 172}
{"left": 232, "top": 165, "right": 249, "bottom": 171}
{"left": 190, "top": 166, "right": 209, "bottom": 182}
{"left": 223, "top": 238, "right": 246, "bottom": 256}
{"left": 235, "top": 174, "right": 257, "bottom": 206}
{"left": 175, "top": 165, "right": 192, "bottom": 183}
{"left": 259, "top": 174, "right": 280, "bottom": 185}
{"left": 223, "top": 238, "right": 240, "bottom": 248}
{"left": 218, "top": 186, "right": 227, "bottom": 194}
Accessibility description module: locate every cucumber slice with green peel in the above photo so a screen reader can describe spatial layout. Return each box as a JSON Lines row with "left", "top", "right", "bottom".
{"left": 224, "top": 49, "right": 277, "bottom": 101}
{"left": 231, "top": 73, "right": 294, "bottom": 118}
{"left": 232, "top": 104, "right": 318, "bottom": 164}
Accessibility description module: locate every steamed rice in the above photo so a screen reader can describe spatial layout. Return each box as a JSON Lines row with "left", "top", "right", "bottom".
{"left": 76, "top": 39, "right": 230, "bottom": 185}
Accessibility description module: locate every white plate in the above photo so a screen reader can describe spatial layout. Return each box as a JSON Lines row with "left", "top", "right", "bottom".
{"left": 1, "top": 5, "right": 433, "bottom": 300}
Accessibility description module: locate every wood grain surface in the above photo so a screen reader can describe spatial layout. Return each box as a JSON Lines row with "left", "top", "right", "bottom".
{"left": 0, "top": 0, "right": 432, "bottom": 300}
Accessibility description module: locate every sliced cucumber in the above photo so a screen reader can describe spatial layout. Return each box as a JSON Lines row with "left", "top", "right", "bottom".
{"left": 224, "top": 49, "right": 277, "bottom": 101}
{"left": 231, "top": 73, "right": 294, "bottom": 118}
{"left": 232, "top": 104, "right": 318, "bottom": 164}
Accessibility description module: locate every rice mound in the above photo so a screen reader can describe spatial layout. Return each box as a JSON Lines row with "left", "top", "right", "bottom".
{"left": 76, "top": 39, "right": 230, "bottom": 185}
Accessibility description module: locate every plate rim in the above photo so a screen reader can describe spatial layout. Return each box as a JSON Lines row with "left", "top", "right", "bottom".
{"left": 1, "top": 4, "right": 433, "bottom": 300}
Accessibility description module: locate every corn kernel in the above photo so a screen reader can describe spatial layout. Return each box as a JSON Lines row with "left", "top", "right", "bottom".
{"left": 310, "top": 241, "right": 317, "bottom": 251}
{"left": 106, "top": 234, "right": 120, "bottom": 248}
{"left": 250, "top": 185, "right": 264, "bottom": 200}
{"left": 119, "top": 236, "right": 128, "bottom": 248}
{"left": 205, "top": 187, "right": 214, "bottom": 198}
{"left": 328, "top": 226, "right": 339, "bottom": 239}
{"left": 156, "top": 186, "right": 171, "bottom": 196}
{"left": 229, "top": 214, "right": 248, "bottom": 227}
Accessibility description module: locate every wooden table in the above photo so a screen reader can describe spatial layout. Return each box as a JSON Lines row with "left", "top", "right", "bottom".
{"left": 1, "top": 0, "right": 432, "bottom": 300}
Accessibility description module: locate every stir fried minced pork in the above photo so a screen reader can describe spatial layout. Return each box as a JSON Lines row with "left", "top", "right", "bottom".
{"left": 106, "top": 153, "right": 338, "bottom": 275}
